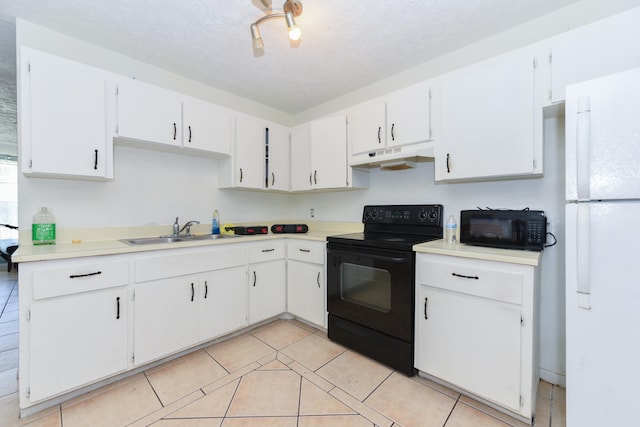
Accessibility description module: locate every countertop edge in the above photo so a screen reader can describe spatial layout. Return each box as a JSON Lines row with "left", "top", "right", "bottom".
{"left": 413, "top": 240, "right": 542, "bottom": 266}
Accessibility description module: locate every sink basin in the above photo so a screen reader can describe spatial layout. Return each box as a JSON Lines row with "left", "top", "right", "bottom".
{"left": 120, "top": 234, "right": 239, "bottom": 246}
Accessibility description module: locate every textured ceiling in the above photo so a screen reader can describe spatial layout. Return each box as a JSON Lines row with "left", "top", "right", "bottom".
{"left": 0, "top": 0, "right": 585, "bottom": 116}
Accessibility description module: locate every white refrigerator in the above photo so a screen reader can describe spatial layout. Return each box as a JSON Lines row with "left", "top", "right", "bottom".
{"left": 565, "top": 66, "right": 640, "bottom": 427}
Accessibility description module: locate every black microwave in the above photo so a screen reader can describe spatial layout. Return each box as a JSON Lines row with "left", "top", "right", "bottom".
{"left": 460, "top": 209, "right": 547, "bottom": 251}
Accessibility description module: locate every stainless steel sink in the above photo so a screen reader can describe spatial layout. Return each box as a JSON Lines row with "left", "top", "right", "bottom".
{"left": 120, "top": 234, "right": 239, "bottom": 245}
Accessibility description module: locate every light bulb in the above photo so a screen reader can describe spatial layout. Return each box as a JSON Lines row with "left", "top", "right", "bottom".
{"left": 288, "top": 25, "right": 301, "bottom": 41}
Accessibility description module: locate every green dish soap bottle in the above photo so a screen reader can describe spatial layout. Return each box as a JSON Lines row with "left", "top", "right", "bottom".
{"left": 32, "top": 207, "right": 56, "bottom": 245}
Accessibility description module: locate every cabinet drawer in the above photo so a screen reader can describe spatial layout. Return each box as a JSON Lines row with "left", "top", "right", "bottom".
{"left": 33, "top": 259, "right": 129, "bottom": 300}
{"left": 287, "top": 240, "right": 325, "bottom": 264}
{"left": 417, "top": 254, "right": 524, "bottom": 305}
{"left": 135, "top": 246, "right": 246, "bottom": 283}
{"left": 248, "top": 241, "right": 285, "bottom": 263}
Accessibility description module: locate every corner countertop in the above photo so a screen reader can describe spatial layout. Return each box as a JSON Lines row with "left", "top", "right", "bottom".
{"left": 413, "top": 240, "right": 542, "bottom": 266}
{"left": 13, "top": 221, "right": 362, "bottom": 263}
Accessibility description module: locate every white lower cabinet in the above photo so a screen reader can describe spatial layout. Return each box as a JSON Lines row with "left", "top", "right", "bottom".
{"left": 248, "top": 241, "right": 286, "bottom": 324}
{"left": 286, "top": 240, "right": 325, "bottom": 327}
{"left": 133, "top": 246, "right": 248, "bottom": 365}
{"left": 415, "top": 252, "right": 540, "bottom": 423}
{"left": 19, "top": 256, "right": 130, "bottom": 405}
{"left": 134, "top": 275, "right": 201, "bottom": 365}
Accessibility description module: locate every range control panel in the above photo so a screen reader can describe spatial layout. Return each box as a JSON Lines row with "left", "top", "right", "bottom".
{"left": 362, "top": 205, "right": 443, "bottom": 226}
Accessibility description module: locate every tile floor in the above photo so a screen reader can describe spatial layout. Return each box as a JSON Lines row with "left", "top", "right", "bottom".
{"left": 0, "top": 264, "right": 566, "bottom": 426}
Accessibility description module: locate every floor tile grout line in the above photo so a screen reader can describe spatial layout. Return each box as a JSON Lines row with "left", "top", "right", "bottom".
{"left": 441, "top": 394, "right": 461, "bottom": 427}
{"left": 361, "top": 370, "right": 395, "bottom": 403}
{"left": 222, "top": 375, "right": 242, "bottom": 420}
{"left": 143, "top": 371, "right": 165, "bottom": 409}
{"left": 296, "top": 374, "right": 302, "bottom": 426}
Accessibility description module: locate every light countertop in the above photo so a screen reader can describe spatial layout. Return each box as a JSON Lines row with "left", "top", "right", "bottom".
{"left": 13, "top": 221, "right": 362, "bottom": 263}
{"left": 413, "top": 240, "right": 542, "bottom": 266}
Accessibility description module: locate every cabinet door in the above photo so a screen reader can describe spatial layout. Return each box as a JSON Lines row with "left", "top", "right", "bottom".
{"left": 249, "top": 260, "right": 286, "bottom": 324}
{"left": 199, "top": 266, "right": 248, "bottom": 342}
{"left": 22, "top": 48, "right": 109, "bottom": 179}
{"left": 183, "top": 96, "right": 232, "bottom": 156}
{"left": 287, "top": 261, "right": 325, "bottom": 327}
{"left": 349, "top": 98, "right": 386, "bottom": 155}
{"left": 310, "top": 115, "right": 348, "bottom": 189}
{"left": 134, "top": 276, "right": 199, "bottom": 365}
{"left": 266, "top": 122, "right": 290, "bottom": 191}
{"left": 116, "top": 78, "right": 182, "bottom": 147}
{"left": 234, "top": 114, "right": 265, "bottom": 189}
{"left": 386, "top": 81, "right": 432, "bottom": 147}
{"left": 290, "top": 123, "right": 312, "bottom": 191}
{"left": 29, "top": 287, "right": 128, "bottom": 402}
{"left": 415, "top": 285, "right": 522, "bottom": 411}
{"left": 435, "top": 48, "right": 536, "bottom": 181}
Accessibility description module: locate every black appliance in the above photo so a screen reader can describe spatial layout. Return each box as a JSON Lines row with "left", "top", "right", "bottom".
{"left": 326, "top": 204, "right": 443, "bottom": 376}
{"left": 460, "top": 209, "right": 546, "bottom": 251}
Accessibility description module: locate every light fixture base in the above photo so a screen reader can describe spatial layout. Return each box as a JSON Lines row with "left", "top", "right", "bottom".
{"left": 283, "top": 0, "right": 303, "bottom": 17}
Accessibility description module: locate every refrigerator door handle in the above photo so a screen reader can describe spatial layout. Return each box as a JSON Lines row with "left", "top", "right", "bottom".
{"left": 576, "top": 96, "right": 591, "bottom": 201}
{"left": 577, "top": 203, "right": 592, "bottom": 309}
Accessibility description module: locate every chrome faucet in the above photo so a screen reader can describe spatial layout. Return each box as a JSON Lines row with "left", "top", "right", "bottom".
{"left": 172, "top": 217, "right": 180, "bottom": 236}
{"left": 179, "top": 220, "right": 200, "bottom": 236}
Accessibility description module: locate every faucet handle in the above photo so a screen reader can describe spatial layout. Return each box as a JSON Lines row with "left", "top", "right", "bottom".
{"left": 173, "top": 217, "right": 180, "bottom": 236}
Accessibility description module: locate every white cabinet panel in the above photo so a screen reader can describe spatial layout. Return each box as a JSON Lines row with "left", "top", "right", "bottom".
{"left": 231, "top": 113, "right": 265, "bottom": 189}
{"left": 435, "top": 47, "right": 539, "bottom": 181}
{"left": 290, "top": 123, "right": 312, "bottom": 191}
{"left": 287, "top": 261, "right": 325, "bottom": 327}
{"left": 199, "top": 266, "right": 248, "bottom": 342}
{"left": 29, "top": 287, "right": 128, "bottom": 402}
{"left": 183, "top": 96, "right": 232, "bottom": 156}
{"left": 249, "top": 259, "right": 286, "bottom": 324}
{"left": 134, "top": 275, "right": 199, "bottom": 365}
{"left": 350, "top": 98, "right": 386, "bottom": 155}
{"left": 116, "top": 78, "right": 182, "bottom": 147}
{"left": 21, "top": 47, "right": 111, "bottom": 179}
{"left": 416, "top": 285, "right": 522, "bottom": 410}
{"left": 267, "top": 122, "right": 290, "bottom": 191}
{"left": 310, "top": 115, "right": 348, "bottom": 189}
{"left": 385, "top": 81, "right": 432, "bottom": 147}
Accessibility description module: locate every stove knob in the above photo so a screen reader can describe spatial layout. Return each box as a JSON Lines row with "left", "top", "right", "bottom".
{"left": 364, "top": 210, "right": 371, "bottom": 219}
{"left": 371, "top": 210, "right": 378, "bottom": 219}
{"left": 428, "top": 210, "right": 438, "bottom": 221}
{"left": 418, "top": 209, "right": 427, "bottom": 221}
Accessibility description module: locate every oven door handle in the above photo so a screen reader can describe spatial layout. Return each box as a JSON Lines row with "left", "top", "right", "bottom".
{"left": 328, "top": 249, "right": 411, "bottom": 264}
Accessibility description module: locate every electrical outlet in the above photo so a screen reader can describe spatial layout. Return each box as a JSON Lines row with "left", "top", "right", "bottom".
{"left": 310, "top": 208, "right": 315, "bottom": 218}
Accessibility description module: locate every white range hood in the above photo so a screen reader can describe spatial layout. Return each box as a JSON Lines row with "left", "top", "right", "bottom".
{"left": 350, "top": 142, "right": 435, "bottom": 170}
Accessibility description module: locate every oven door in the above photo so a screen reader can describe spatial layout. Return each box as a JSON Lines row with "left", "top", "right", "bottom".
{"left": 327, "top": 243, "right": 414, "bottom": 342}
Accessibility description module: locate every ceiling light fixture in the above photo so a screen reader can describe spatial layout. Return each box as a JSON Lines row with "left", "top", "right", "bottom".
{"left": 250, "top": 0, "right": 303, "bottom": 52}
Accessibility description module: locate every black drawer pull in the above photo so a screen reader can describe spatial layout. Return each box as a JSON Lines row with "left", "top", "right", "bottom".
{"left": 204, "top": 281, "right": 208, "bottom": 299}
{"left": 424, "top": 297, "right": 428, "bottom": 319}
{"left": 191, "top": 282, "right": 195, "bottom": 301}
{"left": 262, "top": 248, "right": 275, "bottom": 253}
{"left": 253, "top": 271, "right": 257, "bottom": 287}
{"left": 94, "top": 149, "right": 98, "bottom": 170}
{"left": 69, "top": 271, "right": 102, "bottom": 279}
{"left": 116, "top": 297, "right": 120, "bottom": 320}
{"left": 188, "top": 125, "right": 192, "bottom": 142}
{"left": 316, "top": 272, "right": 321, "bottom": 287}
{"left": 452, "top": 272, "right": 479, "bottom": 280}
{"left": 299, "top": 248, "right": 311, "bottom": 253}
{"left": 173, "top": 122, "right": 177, "bottom": 140}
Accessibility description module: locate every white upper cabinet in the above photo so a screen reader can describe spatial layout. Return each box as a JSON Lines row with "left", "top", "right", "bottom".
{"left": 182, "top": 96, "right": 232, "bottom": 156}
{"left": 349, "top": 97, "right": 386, "bottom": 155}
{"left": 290, "top": 123, "right": 312, "bottom": 191}
{"left": 349, "top": 81, "right": 432, "bottom": 156}
{"left": 310, "top": 114, "right": 349, "bottom": 189}
{"left": 20, "top": 47, "right": 112, "bottom": 180}
{"left": 116, "top": 78, "right": 183, "bottom": 147}
{"left": 266, "top": 122, "right": 290, "bottom": 191}
{"left": 550, "top": 7, "right": 640, "bottom": 104}
{"left": 435, "top": 46, "right": 542, "bottom": 181}
{"left": 220, "top": 113, "right": 265, "bottom": 189}
{"left": 116, "top": 78, "right": 232, "bottom": 157}
{"left": 386, "top": 81, "right": 433, "bottom": 147}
